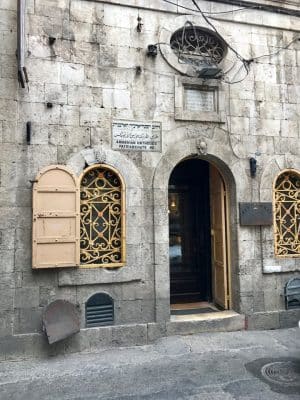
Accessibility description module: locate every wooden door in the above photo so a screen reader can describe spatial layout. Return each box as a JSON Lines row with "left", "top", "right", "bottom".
{"left": 210, "top": 165, "right": 228, "bottom": 309}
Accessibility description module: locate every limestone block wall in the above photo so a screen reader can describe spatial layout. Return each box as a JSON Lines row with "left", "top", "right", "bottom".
{"left": 0, "top": 0, "right": 299, "bottom": 355}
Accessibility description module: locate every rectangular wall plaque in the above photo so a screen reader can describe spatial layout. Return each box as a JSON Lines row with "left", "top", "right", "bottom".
{"left": 239, "top": 202, "right": 273, "bottom": 226}
{"left": 184, "top": 88, "right": 215, "bottom": 112}
{"left": 112, "top": 120, "right": 161, "bottom": 152}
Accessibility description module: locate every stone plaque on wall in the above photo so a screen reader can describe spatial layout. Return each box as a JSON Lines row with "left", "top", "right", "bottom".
{"left": 239, "top": 202, "right": 273, "bottom": 226}
{"left": 184, "top": 88, "right": 215, "bottom": 112}
{"left": 112, "top": 120, "right": 161, "bottom": 152}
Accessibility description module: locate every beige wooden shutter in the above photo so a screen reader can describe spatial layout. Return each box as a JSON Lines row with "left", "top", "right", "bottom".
{"left": 32, "top": 165, "right": 80, "bottom": 269}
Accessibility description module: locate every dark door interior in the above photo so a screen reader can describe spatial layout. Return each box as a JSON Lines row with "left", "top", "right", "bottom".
{"left": 169, "top": 159, "right": 211, "bottom": 304}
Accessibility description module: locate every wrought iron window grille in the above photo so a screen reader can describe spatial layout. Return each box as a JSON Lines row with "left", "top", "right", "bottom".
{"left": 170, "top": 22, "right": 227, "bottom": 71}
{"left": 274, "top": 169, "right": 300, "bottom": 258}
{"left": 80, "top": 165, "right": 125, "bottom": 267}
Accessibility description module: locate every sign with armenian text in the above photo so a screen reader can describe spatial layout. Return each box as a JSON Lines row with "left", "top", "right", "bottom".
{"left": 112, "top": 120, "right": 161, "bottom": 152}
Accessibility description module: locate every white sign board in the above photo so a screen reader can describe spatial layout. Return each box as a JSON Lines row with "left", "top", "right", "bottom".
{"left": 112, "top": 120, "right": 161, "bottom": 152}
{"left": 185, "top": 88, "right": 215, "bottom": 112}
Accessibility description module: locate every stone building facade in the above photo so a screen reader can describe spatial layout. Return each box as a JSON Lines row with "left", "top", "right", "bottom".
{"left": 0, "top": 0, "right": 300, "bottom": 359}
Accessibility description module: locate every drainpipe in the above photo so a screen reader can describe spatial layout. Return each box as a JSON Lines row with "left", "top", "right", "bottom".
{"left": 17, "top": 0, "right": 28, "bottom": 88}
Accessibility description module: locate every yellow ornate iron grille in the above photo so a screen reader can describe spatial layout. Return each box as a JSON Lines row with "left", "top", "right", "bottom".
{"left": 80, "top": 165, "right": 124, "bottom": 266}
{"left": 274, "top": 170, "right": 300, "bottom": 257}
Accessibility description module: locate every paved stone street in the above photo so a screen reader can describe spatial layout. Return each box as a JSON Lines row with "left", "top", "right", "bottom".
{"left": 0, "top": 328, "right": 299, "bottom": 400}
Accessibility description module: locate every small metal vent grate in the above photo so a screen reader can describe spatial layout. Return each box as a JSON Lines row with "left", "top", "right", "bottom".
{"left": 86, "top": 293, "right": 114, "bottom": 327}
{"left": 285, "top": 278, "right": 300, "bottom": 310}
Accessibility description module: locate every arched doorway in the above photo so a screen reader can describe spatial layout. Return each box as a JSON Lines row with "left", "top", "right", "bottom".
{"left": 168, "top": 158, "right": 230, "bottom": 309}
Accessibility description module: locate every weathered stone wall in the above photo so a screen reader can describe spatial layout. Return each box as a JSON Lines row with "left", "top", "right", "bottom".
{"left": 0, "top": 0, "right": 299, "bottom": 358}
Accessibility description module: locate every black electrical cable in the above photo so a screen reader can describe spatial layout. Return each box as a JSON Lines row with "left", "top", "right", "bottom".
{"left": 161, "top": 0, "right": 199, "bottom": 12}
{"left": 159, "top": 0, "right": 299, "bottom": 84}
{"left": 203, "top": 0, "right": 300, "bottom": 18}
{"left": 191, "top": 0, "right": 246, "bottom": 62}
{"left": 222, "top": 64, "right": 250, "bottom": 84}
{"left": 191, "top": 0, "right": 252, "bottom": 84}
{"left": 162, "top": 0, "right": 300, "bottom": 18}
{"left": 161, "top": 0, "right": 252, "bottom": 15}
{"left": 161, "top": 0, "right": 299, "bottom": 67}
{"left": 206, "top": 6, "right": 255, "bottom": 15}
{"left": 190, "top": 0, "right": 300, "bottom": 84}
{"left": 251, "top": 37, "right": 299, "bottom": 62}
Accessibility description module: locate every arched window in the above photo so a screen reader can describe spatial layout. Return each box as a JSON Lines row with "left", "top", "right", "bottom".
{"left": 80, "top": 164, "right": 125, "bottom": 267}
{"left": 273, "top": 169, "right": 300, "bottom": 257}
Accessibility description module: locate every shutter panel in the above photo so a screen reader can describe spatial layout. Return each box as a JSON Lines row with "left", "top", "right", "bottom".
{"left": 32, "top": 165, "right": 80, "bottom": 269}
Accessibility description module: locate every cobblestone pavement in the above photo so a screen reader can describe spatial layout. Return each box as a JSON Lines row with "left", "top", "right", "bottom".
{"left": 0, "top": 328, "right": 299, "bottom": 400}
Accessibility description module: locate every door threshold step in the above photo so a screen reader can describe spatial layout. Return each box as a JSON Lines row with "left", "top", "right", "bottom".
{"left": 167, "top": 311, "right": 245, "bottom": 336}
{"left": 171, "top": 309, "right": 236, "bottom": 321}
{"left": 171, "top": 301, "right": 219, "bottom": 314}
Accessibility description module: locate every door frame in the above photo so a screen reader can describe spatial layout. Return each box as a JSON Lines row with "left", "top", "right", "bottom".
{"left": 152, "top": 139, "right": 240, "bottom": 322}
{"left": 167, "top": 158, "right": 232, "bottom": 309}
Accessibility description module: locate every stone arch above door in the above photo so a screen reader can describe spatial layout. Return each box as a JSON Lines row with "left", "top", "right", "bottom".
{"left": 153, "top": 129, "right": 240, "bottom": 191}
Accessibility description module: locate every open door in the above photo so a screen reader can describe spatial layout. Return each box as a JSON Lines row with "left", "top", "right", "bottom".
{"left": 210, "top": 165, "right": 229, "bottom": 309}
{"left": 169, "top": 159, "right": 211, "bottom": 304}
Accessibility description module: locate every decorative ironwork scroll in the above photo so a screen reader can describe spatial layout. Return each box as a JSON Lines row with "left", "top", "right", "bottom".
{"left": 274, "top": 170, "right": 300, "bottom": 257}
{"left": 170, "top": 23, "right": 226, "bottom": 67}
{"left": 80, "top": 166, "right": 124, "bottom": 266}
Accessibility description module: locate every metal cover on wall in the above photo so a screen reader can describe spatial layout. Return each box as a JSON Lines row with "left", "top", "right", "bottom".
{"left": 285, "top": 278, "right": 300, "bottom": 310}
{"left": 239, "top": 202, "right": 273, "bottom": 226}
{"left": 86, "top": 293, "right": 114, "bottom": 327}
{"left": 42, "top": 300, "right": 80, "bottom": 344}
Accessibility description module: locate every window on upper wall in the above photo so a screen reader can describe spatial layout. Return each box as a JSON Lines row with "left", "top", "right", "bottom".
{"left": 80, "top": 165, "right": 125, "bottom": 268}
{"left": 170, "top": 24, "right": 227, "bottom": 69}
{"left": 273, "top": 169, "right": 300, "bottom": 258}
{"left": 32, "top": 164, "right": 125, "bottom": 269}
